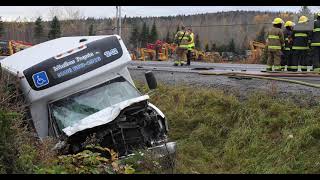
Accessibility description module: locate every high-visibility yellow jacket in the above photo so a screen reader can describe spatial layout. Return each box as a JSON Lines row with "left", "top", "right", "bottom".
{"left": 174, "top": 30, "right": 192, "bottom": 49}
{"left": 266, "top": 26, "right": 285, "bottom": 51}
{"left": 187, "top": 32, "right": 195, "bottom": 50}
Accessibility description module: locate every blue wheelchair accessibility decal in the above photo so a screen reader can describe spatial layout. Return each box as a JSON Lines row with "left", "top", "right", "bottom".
{"left": 32, "top": 71, "right": 49, "bottom": 88}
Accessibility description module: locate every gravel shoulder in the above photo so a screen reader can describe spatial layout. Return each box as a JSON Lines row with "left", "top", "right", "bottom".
{"left": 129, "top": 68, "right": 320, "bottom": 100}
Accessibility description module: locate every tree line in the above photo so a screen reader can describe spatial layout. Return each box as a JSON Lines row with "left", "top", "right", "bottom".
{"left": 0, "top": 15, "right": 251, "bottom": 54}
{"left": 0, "top": 6, "right": 314, "bottom": 54}
{"left": 0, "top": 15, "right": 98, "bottom": 44}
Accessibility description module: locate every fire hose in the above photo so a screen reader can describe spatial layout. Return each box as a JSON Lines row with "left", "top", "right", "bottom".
{"left": 199, "top": 71, "right": 320, "bottom": 89}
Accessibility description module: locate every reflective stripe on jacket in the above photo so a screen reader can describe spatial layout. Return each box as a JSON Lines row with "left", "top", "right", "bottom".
{"left": 292, "top": 29, "right": 311, "bottom": 50}
{"left": 267, "top": 27, "right": 284, "bottom": 51}
{"left": 187, "top": 32, "right": 195, "bottom": 50}
{"left": 311, "top": 19, "right": 320, "bottom": 46}
{"left": 175, "top": 30, "right": 191, "bottom": 48}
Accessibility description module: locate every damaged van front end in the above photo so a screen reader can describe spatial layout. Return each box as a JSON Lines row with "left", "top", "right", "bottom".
{"left": 49, "top": 77, "right": 176, "bottom": 158}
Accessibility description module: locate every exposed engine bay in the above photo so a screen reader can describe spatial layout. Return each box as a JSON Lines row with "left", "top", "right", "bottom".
{"left": 62, "top": 100, "right": 169, "bottom": 157}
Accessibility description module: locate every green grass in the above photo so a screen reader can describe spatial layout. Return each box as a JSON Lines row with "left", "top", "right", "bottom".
{"left": 2, "top": 74, "right": 320, "bottom": 173}
{"left": 136, "top": 81, "right": 320, "bottom": 174}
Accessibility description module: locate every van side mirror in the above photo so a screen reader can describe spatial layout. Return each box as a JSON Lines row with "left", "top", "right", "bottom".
{"left": 145, "top": 71, "right": 157, "bottom": 90}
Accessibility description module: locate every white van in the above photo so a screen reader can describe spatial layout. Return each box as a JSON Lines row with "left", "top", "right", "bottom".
{"left": 0, "top": 35, "right": 176, "bottom": 157}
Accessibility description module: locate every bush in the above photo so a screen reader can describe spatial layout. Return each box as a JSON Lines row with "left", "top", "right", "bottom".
{"left": 0, "top": 72, "right": 57, "bottom": 174}
{"left": 35, "top": 145, "right": 136, "bottom": 174}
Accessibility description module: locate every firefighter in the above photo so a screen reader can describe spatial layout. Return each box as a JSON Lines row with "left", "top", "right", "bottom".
{"left": 186, "top": 28, "right": 195, "bottom": 66}
{"left": 292, "top": 16, "right": 312, "bottom": 72}
{"left": 311, "top": 12, "right": 320, "bottom": 72}
{"left": 283, "top": 21, "right": 295, "bottom": 71}
{"left": 173, "top": 25, "right": 191, "bottom": 66}
{"left": 266, "top": 17, "right": 285, "bottom": 71}
{"left": 155, "top": 39, "right": 162, "bottom": 60}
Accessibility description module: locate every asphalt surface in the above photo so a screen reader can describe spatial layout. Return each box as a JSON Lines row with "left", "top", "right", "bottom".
{"left": 128, "top": 61, "right": 320, "bottom": 99}
{"left": 129, "top": 61, "right": 320, "bottom": 84}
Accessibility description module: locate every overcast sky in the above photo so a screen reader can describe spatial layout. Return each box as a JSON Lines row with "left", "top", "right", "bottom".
{"left": 1, "top": 6, "right": 320, "bottom": 21}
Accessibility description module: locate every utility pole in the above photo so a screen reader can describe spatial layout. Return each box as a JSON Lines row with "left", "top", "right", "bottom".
{"left": 115, "top": 6, "right": 122, "bottom": 36}
{"left": 119, "top": 6, "right": 121, "bottom": 37}
{"left": 115, "top": 6, "right": 118, "bottom": 35}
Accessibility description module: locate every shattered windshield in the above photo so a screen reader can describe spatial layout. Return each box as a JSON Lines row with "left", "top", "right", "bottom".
{"left": 49, "top": 76, "right": 141, "bottom": 130}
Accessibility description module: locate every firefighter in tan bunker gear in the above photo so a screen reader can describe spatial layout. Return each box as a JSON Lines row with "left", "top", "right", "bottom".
{"left": 174, "top": 25, "right": 192, "bottom": 66}
{"left": 266, "top": 17, "right": 285, "bottom": 71}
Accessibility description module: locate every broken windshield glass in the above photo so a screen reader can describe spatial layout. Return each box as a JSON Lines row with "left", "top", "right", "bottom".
{"left": 49, "top": 76, "right": 141, "bottom": 130}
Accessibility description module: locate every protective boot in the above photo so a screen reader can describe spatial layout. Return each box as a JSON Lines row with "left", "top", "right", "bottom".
{"left": 266, "top": 65, "right": 272, "bottom": 72}
{"left": 273, "top": 65, "right": 282, "bottom": 71}
{"left": 307, "top": 66, "right": 313, "bottom": 72}
{"left": 173, "top": 61, "right": 180, "bottom": 66}
{"left": 297, "top": 65, "right": 302, "bottom": 72}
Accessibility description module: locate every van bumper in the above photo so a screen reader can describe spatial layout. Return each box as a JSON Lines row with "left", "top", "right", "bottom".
{"left": 148, "top": 141, "right": 177, "bottom": 158}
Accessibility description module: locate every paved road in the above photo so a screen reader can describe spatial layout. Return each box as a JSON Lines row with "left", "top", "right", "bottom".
{"left": 130, "top": 60, "right": 266, "bottom": 71}
{"left": 129, "top": 61, "right": 320, "bottom": 100}
{"left": 128, "top": 61, "right": 320, "bottom": 85}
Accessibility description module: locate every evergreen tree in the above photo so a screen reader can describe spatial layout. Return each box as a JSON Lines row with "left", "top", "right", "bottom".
{"left": 139, "top": 22, "right": 149, "bottom": 47}
{"left": 228, "top": 39, "right": 236, "bottom": 52}
{"left": 195, "top": 34, "right": 201, "bottom": 50}
{"left": 211, "top": 43, "right": 217, "bottom": 52}
{"left": 129, "top": 24, "right": 139, "bottom": 48}
{"left": 165, "top": 30, "right": 171, "bottom": 43}
{"left": 146, "top": 25, "right": 150, "bottom": 44}
{"left": 299, "top": 6, "right": 311, "bottom": 16}
{"left": 0, "top": 17, "right": 4, "bottom": 38}
{"left": 48, "top": 16, "right": 61, "bottom": 40}
{"left": 205, "top": 43, "right": 210, "bottom": 52}
{"left": 172, "top": 32, "right": 176, "bottom": 43}
{"left": 256, "top": 26, "right": 266, "bottom": 43}
{"left": 88, "top": 24, "right": 95, "bottom": 36}
{"left": 176, "top": 25, "right": 180, "bottom": 33}
{"left": 149, "top": 21, "right": 158, "bottom": 43}
{"left": 216, "top": 44, "right": 228, "bottom": 53}
{"left": 34, "top": 17, "right": 44, "bottom": 43}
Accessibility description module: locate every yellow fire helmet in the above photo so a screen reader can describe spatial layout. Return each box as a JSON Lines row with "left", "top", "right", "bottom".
{"left": 298, "top": 16, "right": 309, "bottom": 23}
{"left": 284, "top": 21, "right": 295, "bottom": 27}
{"left": 272, "top": 17, "right": 284, "bottom": 24}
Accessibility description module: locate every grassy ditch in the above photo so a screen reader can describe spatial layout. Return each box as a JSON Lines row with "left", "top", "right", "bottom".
{"left": 1, "top": 74, "right": 320, "bottom": 173}
{"left": 137, "top": 81, "right": 320, "bottom": 173}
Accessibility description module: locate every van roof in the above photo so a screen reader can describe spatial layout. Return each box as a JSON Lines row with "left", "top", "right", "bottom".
{"left": 1, "top": 35, "right": 111, "bottom": 76}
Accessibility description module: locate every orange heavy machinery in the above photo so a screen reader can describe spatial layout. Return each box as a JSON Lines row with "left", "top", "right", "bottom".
{"left": 247, "top": 40, "right": 266, "bottom": 64}
{"left": 190, "top": 50, "right": 222, "bottom": 62}
{"left": 131, "top": 40, "right": 177, "bottom": 61}
{"left": 0, "top": 40, "right": 32, "bottom": 56}
{"left": 138, "top": 48, "right": 156, "bottom": 61}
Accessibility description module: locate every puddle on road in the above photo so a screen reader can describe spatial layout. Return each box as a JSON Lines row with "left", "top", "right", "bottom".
{"left": 191, "top": 67, "right": 214, "bottom": 70}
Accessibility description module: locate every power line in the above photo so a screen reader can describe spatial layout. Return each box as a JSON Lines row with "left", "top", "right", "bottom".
{"left": 189, "top": 23, "right": 270, "bottom": 27}
{"left": 95, "top": 22, "right": 270, "bottom": 32}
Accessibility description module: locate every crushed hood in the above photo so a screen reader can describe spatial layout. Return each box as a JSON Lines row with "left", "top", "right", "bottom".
{"left": 62, "top": 95, "right": 150, "bottom": 136}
